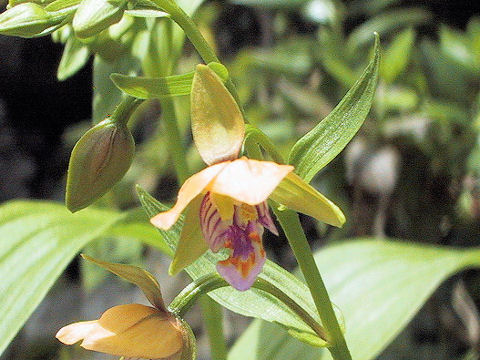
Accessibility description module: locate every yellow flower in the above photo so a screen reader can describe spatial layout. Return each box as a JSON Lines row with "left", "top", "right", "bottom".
{"left": 150, "top": 64, "right": 345, "bottom": 291}
{"left": 56, "top": 304, "right": 184, "bottom": 359}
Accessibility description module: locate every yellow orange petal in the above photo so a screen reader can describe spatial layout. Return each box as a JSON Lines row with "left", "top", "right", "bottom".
{"left": 208, "top": 158, "right": 294, "bottom": 205}
{"left": 271, "top": 172, "right": 346, "bottom": 227}
{"left": 150, "top": 162, "right": 229, "bottom": 230}
{"left": 57, "top": 304, "right": 183, "bottom": 359}
{"left": 169, "top": 195, "right": 208, "bottom": 275}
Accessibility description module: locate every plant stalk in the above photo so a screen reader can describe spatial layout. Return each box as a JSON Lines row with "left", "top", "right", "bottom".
{"left": 273, "top": 207, "right": 352, "bottom": 360}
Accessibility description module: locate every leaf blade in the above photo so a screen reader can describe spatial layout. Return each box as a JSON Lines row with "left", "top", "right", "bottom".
{"left": 288, "top": 33, "right": 380, "bottom": 183}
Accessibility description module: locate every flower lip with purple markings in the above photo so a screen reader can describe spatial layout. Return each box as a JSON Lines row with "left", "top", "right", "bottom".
{"left": 200, "top": 192, "right": 278, "bottom": 291}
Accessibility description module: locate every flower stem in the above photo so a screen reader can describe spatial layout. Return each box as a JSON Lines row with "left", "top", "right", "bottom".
{"left": 160, "top": 98, "right": 189, "bottom": 183}
{"left": 273, "top": 207, "right": 352, "bottom": 360}
{"left": 110, "top": 96, "right": 143, "bottom": 127}
{"left": 151, "top": 0, "right": 245, "bottom": 116}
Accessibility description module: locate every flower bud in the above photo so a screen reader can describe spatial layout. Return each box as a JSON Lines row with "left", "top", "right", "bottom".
{"left": 66, "top": 119, "right": 135, "bottom": 212}
{"left": 73, "top": 0, "right": 127, "bottom": 39}
{"left": 0, "top": 3, "right": 56, "bottom": 37}
{"left": 56, "top": 304, "right": 187, "bottom": 359}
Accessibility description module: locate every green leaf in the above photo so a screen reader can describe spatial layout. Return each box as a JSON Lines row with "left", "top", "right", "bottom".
{"left": 82, "top": 254, "right": 167, "bottom": 311}
{"left": 57, "top": 35, "right": 90, "bottom": 81}
{"left": 288, "top": 34, "right": 380, "bottom": 183}
{"left": 111, "top": 62, "right": 228, "bottom": 100}
{"left": 137, "top": 186, "right": 341, "bottom": 347}
{"left": 111, "top": 71, "right": 195, "bottom": 99}
{"left": 228, "top": 239, "right": 480, "bottom": 360}
{"left": 380, "top": 27, "right": 415, "bottom": 83}
{"left": 0, "top": 201, "right": 169, "bottom": 356}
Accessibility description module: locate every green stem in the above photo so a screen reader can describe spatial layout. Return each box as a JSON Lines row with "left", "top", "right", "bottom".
{"left": 160, "top": 98, "right": 189, "bottom": 183}
{"left": 273, "top": 207, "right": 352, "bottom": 360}
{"left": 200, "top": 297, "right": 228, "bottom": 360}
{"left": 169, "top": 274, "right": 327, "bottom": 343}
{"left": 152, "top": 0, "right": 245, "bottom": 116}
{"left": 245, "top": 124, "right": 285, "bottom": 164}
{"left": 111, "top": 96, "right": 143, "bottom": 127}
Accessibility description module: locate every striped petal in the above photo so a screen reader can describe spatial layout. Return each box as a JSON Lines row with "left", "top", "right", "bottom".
{"left": 200, "top": 192, "right": 232, "bottom": 252}
{"left": 256, "top": 201, "right": 278, "bottom": 236}
{"left": 216, "top": 222, "right": 266, "bottom": 291}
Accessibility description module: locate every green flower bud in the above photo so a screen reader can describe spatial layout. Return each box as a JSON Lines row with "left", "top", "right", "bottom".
{"left": 73, "top": 0, "right": 127, "bottom": 39}
{"left": 66, "top": 119, "right": 135, "bottom": 212}
{"left": 0, "top": 3, "right": 57, "bottom": 37}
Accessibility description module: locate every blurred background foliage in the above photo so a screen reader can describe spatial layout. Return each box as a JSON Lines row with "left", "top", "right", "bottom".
{"left": 1, "top": 0, "right": 480, "bottom": 359}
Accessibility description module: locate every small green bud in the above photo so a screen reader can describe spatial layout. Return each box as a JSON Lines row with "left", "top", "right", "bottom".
{"left": 66, "top": 119, "right": 135, "bottom": 212}
{"left": 72, "top": 0, "right": 127, "bottom": 39}
{"left": 0, "top": 3, "right": 56, "bottom": 37}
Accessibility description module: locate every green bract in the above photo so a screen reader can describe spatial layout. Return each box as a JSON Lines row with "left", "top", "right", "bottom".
{"left": 66, "top": 119, "right": 135, "bottom": 212}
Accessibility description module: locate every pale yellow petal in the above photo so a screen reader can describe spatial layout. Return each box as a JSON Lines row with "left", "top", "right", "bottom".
{"left": 58, "top": 304, "right": 184, "bottom": 359}
{"left": 208, "top": 158, "right": 294, "bottom": 205}
{"left": 191, "top": 64, "right": 245, "bottom": 165}
{"left": 150, "top": 162, "right": 229, "bottom": 230}
{"left": 56, "top": 321, "right": 97, "bottom": 345}
{"left": 271, "top": 172, "right": 346, "bottom": 227}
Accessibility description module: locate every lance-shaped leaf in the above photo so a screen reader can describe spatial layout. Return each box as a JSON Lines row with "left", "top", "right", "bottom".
{"left": 82, "top": 254, "right": 167, "bottom": 311}
{"left": 73, "top": 0, "right": 127, "bottom": 39}
{"left": 289, "top": 33, "right": 380, "bottom": 183}
{"left": 191, "top": 64, "right": 245, "bottom": 165}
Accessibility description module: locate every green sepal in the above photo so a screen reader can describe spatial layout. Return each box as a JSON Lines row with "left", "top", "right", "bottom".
{"left": 169, "top": 196, "right": 208, "bottom": 276}
{"left": 0, "top": 3, "right": 60, "bottom": 37}
{"left": 191, "top": 64, "right": 245, "bottom": 165}
{"left": 81, "top": 254, "right": 167, "bottom": 311}
{"left": 66, "top": 119, "right": 135, "bottom": 212}
{"left": 288, "top": 33, "right": 380, "bottom": 183}
{"left": 270, "top": 172, "right": 345, "bottom": 228}
{"left": 72, "top": 0, "right": 127, "bottom": 39}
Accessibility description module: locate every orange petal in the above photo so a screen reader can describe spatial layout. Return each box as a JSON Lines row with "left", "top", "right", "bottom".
{"left": 208, "top": 158, "right": 294, "bottom": 205}
{"left": 150, "top": 162, "right": 229, "bottom": 230}
{"left": 56, "top": 304, "right": 183, "bottom": 359}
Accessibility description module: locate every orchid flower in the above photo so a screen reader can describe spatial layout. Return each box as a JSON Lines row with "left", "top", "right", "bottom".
{"left": 150, "top": 65, "right": 345, "bottom": 291}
